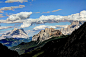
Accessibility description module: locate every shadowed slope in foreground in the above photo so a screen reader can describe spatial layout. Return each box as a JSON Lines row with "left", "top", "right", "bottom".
{"left": 0, "top": 43, "right": 19, "bottom": 57}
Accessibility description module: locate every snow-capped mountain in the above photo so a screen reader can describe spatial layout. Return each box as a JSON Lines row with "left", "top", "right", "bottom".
{"left": 0, "top": 28, "right": 29, "bottom": 40}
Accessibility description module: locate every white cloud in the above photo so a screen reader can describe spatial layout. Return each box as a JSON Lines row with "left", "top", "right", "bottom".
{"left": 21, "top": 10, "right": 86, "bottom": 28}
{"left": 25, "top": 30, "right": 35, "bottom": 34}
{"left": 20, "top": 15, "right": 64, "bottom": 28}
{"left": 33, "top": 25, "right": 48, "bottom": 30}
{"left": 0, "top": 14, "right": 4, "bottom": 18}
{"left": 67, "top": 10, "right": 86, "bottom": 20}
{"left": 24, "top": 30, "right": 36, "bottom": 37}
{"left": 0, "top": 19, "right": 25, "bottom": 23}
{"left": 5, "top": 0, "right": 28, "bottom": 3}
{"left": 0, "top": 5, "right": 25, "bottom": 13}
{"left": 7, "top": 12, "right": 32, "bottom": 21}
{"left": 0, "top": 12, "right": 32, "bottom": 23}
{"left": 0, "top": 26, "right": 13, "bottom": 30}
{"left": 0, "top": 30, "right": 11, "bottom": 34}
{"left": 1, "top": 10, "right": 86, "bottom": 29}
{"left": 33, "top": 25, "right": 68, "bottom": 31}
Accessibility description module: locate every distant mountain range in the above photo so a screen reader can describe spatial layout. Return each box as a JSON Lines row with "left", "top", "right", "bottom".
{"left": 60, "top": 21, "right": 84, "bottom": 35}
{"left": 19, "top": 22, "right": 86, "bottom": 57}
{"left": 1, "top": 22, "right": 86, "bottom": 57}
{"left": 10, "top": 28, "right": 63, "bottom": 55}
{"left": 0, "top": 28, "right": 29, "bottom": 40}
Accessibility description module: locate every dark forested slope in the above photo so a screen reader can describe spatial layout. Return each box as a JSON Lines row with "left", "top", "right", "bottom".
{"left": 0, "top": 43, "right": 19, "bottom": 57}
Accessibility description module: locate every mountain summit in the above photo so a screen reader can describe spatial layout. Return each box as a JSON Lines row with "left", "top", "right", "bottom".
{"left": 0, "top": 28, "right": 29, "bottom": 40}
{"left": 32, "top": 28, "right": 62, "bottom": 42}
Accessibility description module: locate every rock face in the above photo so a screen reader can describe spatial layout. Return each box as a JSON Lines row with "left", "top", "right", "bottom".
{"left": 32, "top": 28, "right": 62, "bottom": 42}
{"left": 60, "top": 21, "right": 84, "bottom": 35}
{"left": 36, "top": 22, "right": 86, "bottom": 57}
{"left": 0, "top": 28, "right": 29, "bottom": 40}
{"left": 0, "top": 43, "right": 19, "bottom": 57}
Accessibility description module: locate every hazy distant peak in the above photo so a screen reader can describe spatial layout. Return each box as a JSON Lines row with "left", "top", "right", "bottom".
{"left": 0, "top": 28, "right": 29, "bottom": 40}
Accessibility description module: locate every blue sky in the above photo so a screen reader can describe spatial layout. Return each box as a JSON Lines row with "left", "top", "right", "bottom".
{"left": 0, "top": 0, "right": 86, "bottom": 19}
{"left": 0, "top": 0, "right": 86, "bottom": 37}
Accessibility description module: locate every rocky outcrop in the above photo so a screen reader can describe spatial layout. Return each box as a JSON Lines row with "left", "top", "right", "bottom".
{"left": 0, "top": 28, "right": 29, "bottom": 40}
{"left": 32, "top": 28, "right": 62, "bottom": 42}
{"left": 60, "top": 21, "right": 84, "bottom": 35}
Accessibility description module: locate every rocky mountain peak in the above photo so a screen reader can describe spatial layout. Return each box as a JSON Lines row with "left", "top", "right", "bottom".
{"left": 32, "top": 28, "right": 62, "bottom": 42}
{"left": 10, "top": 28, "right": 27, "bottom": 36}
{"left": 0, "top": 28, "right": 29, "bottom": 39}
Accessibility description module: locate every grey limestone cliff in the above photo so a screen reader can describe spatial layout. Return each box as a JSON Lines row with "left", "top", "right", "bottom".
{"left": 32, "top": 28, "right": 62, "bottom": 42}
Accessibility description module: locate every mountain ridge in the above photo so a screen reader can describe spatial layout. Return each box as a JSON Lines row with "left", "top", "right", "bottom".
{"left": 32, "top": 28, "right": 63, "bottom": 42}
{"left": 20, "top": 22, "right": 86, "bottom": 57}
{"left": 0, "top": 28, "right": 29, "bottom": 40}
{"left": 60, "top": 21, "right": 84, "bottom": 35}
{"left": 37, "top": 21, "right": 86, "bottom": 57}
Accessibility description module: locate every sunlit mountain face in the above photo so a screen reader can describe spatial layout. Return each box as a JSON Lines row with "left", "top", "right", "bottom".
{"left": 0, "top": 0, "right": 86, "bottom": 48}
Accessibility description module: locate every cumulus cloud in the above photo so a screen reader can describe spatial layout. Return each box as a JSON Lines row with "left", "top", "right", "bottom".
{"left": 67, "top": 10, "right": 86, "bottom": 20}
{"left": 7, "top": 12, "right": 32, "bottom": 21}
{"left": 0, "top": 12, "right": 32, "bottom": 23}
{"left": 1, "top": 10, "right": 86, "bottom": 29}
{"left": 0, "top": 5, "right": 25, "bottom": 13}
{"left": 33, "top": 25, "right": 68, "bottom": 31}
{"left": 0, "top": 26, "right": 13, "bottom": 30}
{"left": 20, "top": 15, "right": 64, "bottom": 28}
{"left": 21, "top": 10, "right": 86, "bottom": 28}
{"left": 5, "top": 0, "right": 28, "bottom": 3}
{"left": 0, "top": 14, "right": 4, "bottom": 18}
